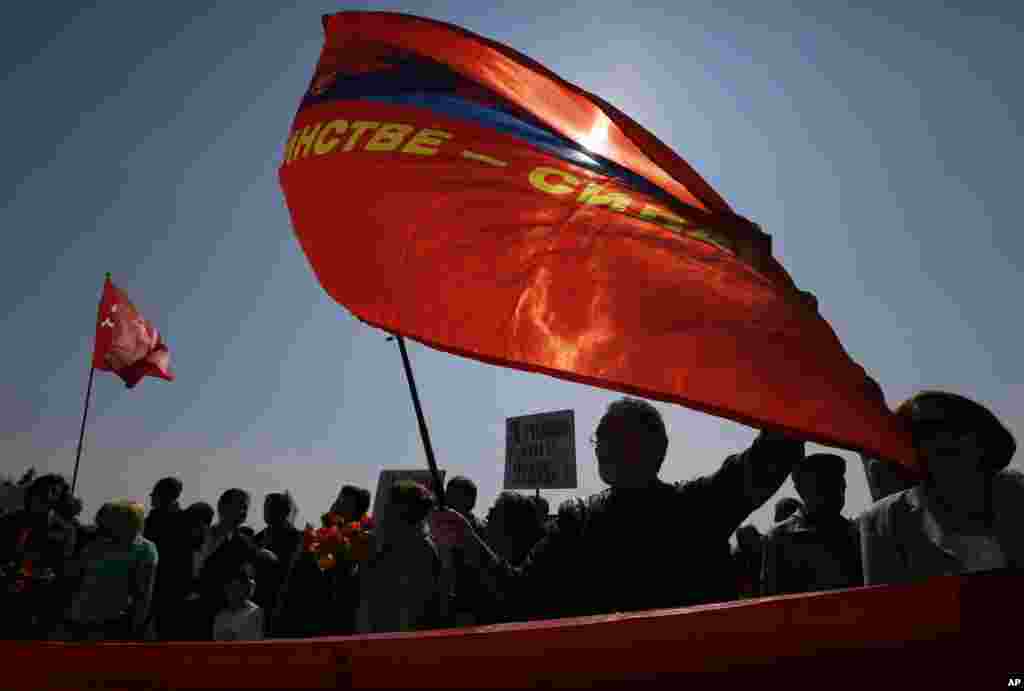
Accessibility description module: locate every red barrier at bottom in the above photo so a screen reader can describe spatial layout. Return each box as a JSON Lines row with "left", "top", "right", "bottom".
{"left": 1, "top": 573, "right": 1019, "bottom": 690}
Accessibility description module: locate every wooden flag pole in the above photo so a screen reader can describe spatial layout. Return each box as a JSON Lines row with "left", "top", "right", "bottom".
{"left": 388, "top": 334, "right": 446, "bottom": 508}
{"left": 72, "top": 366, "right": 96, "bottom": 496}
{"left": 73, "top": 273, "right": 108, "bottom": 496}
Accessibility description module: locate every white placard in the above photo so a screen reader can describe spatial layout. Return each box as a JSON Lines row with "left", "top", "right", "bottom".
{"left": 504, "top": 409, "right": 576, "bottom": 490}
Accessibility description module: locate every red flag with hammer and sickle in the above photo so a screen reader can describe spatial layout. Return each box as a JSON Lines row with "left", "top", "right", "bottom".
{"left": 92, "top": 275, "right": 174, "bottom": 388}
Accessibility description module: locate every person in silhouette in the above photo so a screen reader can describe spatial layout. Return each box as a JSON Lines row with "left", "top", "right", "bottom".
{"left": 762, "top": 454, "right": 861, "bottom": 595}
{"left": 860, "top": 391, "right": 1021, "bottom": 584}
{"left": 432, "top": 396, "right": 805, "bottom": 621}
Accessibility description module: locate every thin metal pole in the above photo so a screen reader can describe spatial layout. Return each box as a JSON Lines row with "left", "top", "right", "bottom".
{"left": 72, "top": 366, "right": 96, "bottom": 495}
{"left": 389, "top": 335, "right": 446, "bottom": 508}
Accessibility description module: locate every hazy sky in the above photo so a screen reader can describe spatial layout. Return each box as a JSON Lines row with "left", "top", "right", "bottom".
{"left": 2, "top": 2, "right": 1020, "bottom": 534}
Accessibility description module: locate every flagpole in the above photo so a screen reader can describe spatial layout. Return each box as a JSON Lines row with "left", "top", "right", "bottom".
{"left": 72, "top": 366, "right": 96, "bottom": 495}
{"left": 388, "top": 334, "right": 446, "bottom": 508}
{"left": 73, "top": 272, "right": 109, "bottom": 496}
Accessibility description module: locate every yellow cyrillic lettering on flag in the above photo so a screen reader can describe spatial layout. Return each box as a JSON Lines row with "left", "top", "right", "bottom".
{"left": 314, "top": 120, "right": 349, "bottom": 155}
{"left": 365, "top": 123, "right": 415, "bottom": 152}
{"left": 343, "top": 121, "right": 381, "bottom": 151}
{"left": 401, "top": 129, "right": 453, "bottom": 155}
{"left": 529, "top": 167, "right": 579, "bottom": 195}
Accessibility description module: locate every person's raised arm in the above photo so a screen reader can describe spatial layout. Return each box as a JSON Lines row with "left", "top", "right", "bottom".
{"left": 697, "top": 430, "right": 805, "bottom": 538}
{"left": 430, "top": 502, "right": 582, "bottom": 622}
{"left": 742, "top": 429, "right": 806, "bottom": 507}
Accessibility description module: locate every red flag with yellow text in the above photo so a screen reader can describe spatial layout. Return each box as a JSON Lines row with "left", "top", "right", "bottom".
{"left": 92, "top": 276, "right": 174, "bottom": 389}
{"left": 279, "top": 12, "right": 916, "bottom": 469}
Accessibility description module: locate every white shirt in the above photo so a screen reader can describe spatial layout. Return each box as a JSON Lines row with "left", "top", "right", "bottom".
{"left": 943, "top": 534, "right": 1006, "bottom": 573}
{"left": 920, "top": 495, "right": 1007, "bottom": 573}
{"left": 212, "top": 601, "right": 264, "bottom": 641}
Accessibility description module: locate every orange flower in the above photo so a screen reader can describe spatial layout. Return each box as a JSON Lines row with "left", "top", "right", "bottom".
{"left": 319, "top": 526, "right": 342, "bottom": 549}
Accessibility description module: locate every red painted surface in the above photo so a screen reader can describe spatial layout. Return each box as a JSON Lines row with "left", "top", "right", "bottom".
{"left": 2, "top": 573, "right": 1018, "bottom": 690}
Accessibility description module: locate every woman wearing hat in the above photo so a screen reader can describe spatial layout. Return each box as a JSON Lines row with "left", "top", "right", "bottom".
{"left": 859, "top": 391, "right": 1021, "bottom": 585}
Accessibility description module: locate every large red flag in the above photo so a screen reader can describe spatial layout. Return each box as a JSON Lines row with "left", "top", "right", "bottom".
{"left": 279, "top": 12, "right": 917, "bottom": 470}
{"left": 92, "top": 276, "right": 174, "bottom": 389}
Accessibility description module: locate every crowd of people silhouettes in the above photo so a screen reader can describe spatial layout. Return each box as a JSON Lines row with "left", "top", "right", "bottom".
{"left": 0, "top": 390, "right": 1019, "bottom": 641}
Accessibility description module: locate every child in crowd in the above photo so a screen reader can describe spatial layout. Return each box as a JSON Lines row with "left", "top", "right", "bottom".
{"left": 212, "top": 562, "right": 263, "bottom": 641}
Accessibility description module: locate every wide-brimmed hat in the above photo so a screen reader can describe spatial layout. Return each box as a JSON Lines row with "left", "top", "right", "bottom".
{"left": 896, "top": 391, "right": 1016, "bottom": 471}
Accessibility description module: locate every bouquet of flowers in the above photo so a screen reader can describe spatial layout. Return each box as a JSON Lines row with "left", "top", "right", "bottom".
{"left": 3, "top": 528, "right": 53, "bottom": 594}
{"left": 302, "top": 512, "right": 375, "bottom": 571}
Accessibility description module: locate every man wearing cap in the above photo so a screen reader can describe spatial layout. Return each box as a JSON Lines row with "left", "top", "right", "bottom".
{"left": 859, "top": 391, "right": 1022, "bottom": 585}
{"left": 431, "top": 396, "right": 805, "bottom": 621}
{"left": 762, "top": 454, "right": 862, "bottom": 596}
